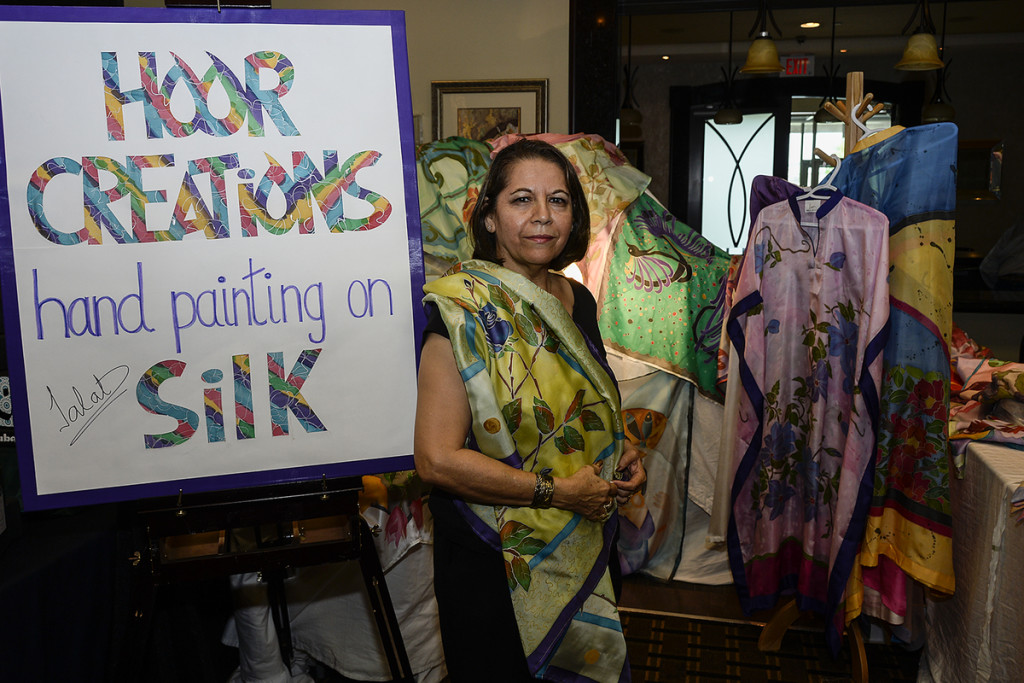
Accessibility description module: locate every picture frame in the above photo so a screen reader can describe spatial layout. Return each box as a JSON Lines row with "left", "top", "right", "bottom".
{"left": 431, "top": 79, "right": 548, "bottom": 141}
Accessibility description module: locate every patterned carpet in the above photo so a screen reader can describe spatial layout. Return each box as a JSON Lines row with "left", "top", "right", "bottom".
{"left": 621, "top": 611, "right": 922, "bottom": 683}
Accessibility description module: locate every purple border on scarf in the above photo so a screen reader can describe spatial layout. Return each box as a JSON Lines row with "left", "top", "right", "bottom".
{"left": 526, "top": 514, "right": 619, "bottom": 675}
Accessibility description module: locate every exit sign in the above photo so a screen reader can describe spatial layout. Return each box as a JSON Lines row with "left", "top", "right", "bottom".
{"left": 782, "top": 54, "right": 815, "bottom": 77}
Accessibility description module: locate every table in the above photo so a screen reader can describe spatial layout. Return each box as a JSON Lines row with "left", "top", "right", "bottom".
{"left": 919, "top": 442, "right": 1024, "bottom": 682}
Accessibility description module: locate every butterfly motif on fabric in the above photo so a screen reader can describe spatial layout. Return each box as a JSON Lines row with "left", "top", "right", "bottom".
{"left": 623, "top": 206, "right": 716, "bottom": 293}
{"left": 622, "top": 408, "right": 667, "bottom": 450}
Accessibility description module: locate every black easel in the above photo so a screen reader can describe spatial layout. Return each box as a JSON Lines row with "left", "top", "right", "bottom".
{"left": 119, "top": 476, "right": 413, "bottom": 682}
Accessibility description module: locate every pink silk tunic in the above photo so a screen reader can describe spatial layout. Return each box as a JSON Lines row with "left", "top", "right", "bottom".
{"left": 726, "top": 191, "right": 889, "bottom": 653}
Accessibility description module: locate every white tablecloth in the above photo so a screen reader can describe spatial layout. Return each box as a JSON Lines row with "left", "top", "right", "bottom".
{"left": 919, "top": 442, "right": 1024, "bottom": 682}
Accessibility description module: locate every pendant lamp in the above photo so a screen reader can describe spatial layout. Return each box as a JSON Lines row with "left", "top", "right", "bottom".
{"left": 715, "top": 12, "right": 743, "bottom": 125}
{"left": 895, "top": 0, "right": 944, "bottom": 71}
{"left": 814, "top": 3, "right": 840, "bottom": 123}
{"left": 921, "top": 2, "right": 955, "bottom": 122}
{"left": 740, "top": 0, "right": 783, "bottom": 74}
{"left": 620, "top": 15, "right": 643, "bottom": 142}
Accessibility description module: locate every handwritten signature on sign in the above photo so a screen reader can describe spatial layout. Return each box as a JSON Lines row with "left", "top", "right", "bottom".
{"left": 46, "top": 365, "right": 130, "bottom": 446}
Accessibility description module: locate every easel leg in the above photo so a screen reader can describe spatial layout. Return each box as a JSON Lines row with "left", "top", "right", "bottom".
{"left": 264, "top": 569, "right": 293, "bottom": 669}
{"left": 357, "top": 519, "right": 414, "bottom": 683}
{"left": 114, "top": 568, "right": 157, "bottom": 682}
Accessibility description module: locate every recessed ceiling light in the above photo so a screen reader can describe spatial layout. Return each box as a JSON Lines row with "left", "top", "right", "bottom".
{"left": 801, "top": 21, "right": 821, "bottom": 29}
{"left": 662, "top": 55, "right": 670, "bottom": 60}
{"left": 840, "top": 48, "right": 848, "bottom": 53}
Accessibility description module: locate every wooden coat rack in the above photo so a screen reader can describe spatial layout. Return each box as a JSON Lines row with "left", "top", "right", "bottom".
{"left": 756, "top": 71, "right": 883, "bottom": 683}
{"left": 821, "top": 71, "right": 885, "bottom": 157}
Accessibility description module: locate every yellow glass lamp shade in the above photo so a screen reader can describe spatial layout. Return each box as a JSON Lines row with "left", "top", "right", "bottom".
{"left": 895, "top": 32, "right": 944, "bottom": 70}
{"left": 740, "top": 34, "right": 783, "bottom": 74}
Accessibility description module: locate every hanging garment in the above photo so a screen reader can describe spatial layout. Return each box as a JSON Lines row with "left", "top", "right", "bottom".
{"left": 416, "top": 137, "right": 492, "bottom": 275}
{"left": 617, "top": 373, "right": 696, "bottom": 579}
{"left": 709, "top": 175, "right": 802, "bottom": 544}
{"left": 597, "top": 194, "right": 731, "bottom": 397}
{"left": 726, "top": 190, "right": 889, "bottom": 655}
{"left": 833, "top": 123, "right": 958, "bottom": 623}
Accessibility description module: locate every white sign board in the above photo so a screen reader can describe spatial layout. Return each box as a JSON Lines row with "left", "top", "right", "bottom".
{"left": 0, "top": 7, "right": 424, "bottom": 509}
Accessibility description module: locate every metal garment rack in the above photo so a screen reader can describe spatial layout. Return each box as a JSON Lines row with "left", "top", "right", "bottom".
{"left": 118, "top": 476, "right": 412, "bottom": 682}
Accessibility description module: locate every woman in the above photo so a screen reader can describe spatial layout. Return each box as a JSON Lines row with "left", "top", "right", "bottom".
{"left": 415, "top": 139, "right": 645, "bottom": 682}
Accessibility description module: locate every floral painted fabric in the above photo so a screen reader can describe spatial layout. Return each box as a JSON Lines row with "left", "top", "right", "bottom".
{"left": 949, "top": 358, "right": 1024, "bottom": 466}
{"left": 423, "top": 261, "right": 629, "bottom": 682}
{"left": 833, "top": 123, "right": 958, "bottom": 614}
{"left": 726, "top": 192, "right": 890, "bottom": 655}
{"left": 415, "top": 137, "right": 492, "bottom": 275}
{"left": 358, "top": 472, "right": 433, "bottom": 572}
{"left": 597, "top": 194, "right": 731, "bottom": 398}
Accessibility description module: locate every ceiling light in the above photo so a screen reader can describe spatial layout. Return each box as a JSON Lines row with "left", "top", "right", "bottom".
{"left": 895, "top": 0, "right": 944, "bottom": 71}
{"left": 740, "top": 0, "right": 784, "bottom": 74}
{"left": 715, "top": 11, "right": 743, "bottom": 125}
{"left": 801, "top": 22, "right": 820, "bottom": 29}
{"left": 662, "top": 55, "right": 670, "bottom": 60}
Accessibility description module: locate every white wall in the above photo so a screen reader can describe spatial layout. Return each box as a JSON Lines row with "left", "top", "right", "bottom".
{"left": 129, "top": 0, "right": 571, "bottom": 139}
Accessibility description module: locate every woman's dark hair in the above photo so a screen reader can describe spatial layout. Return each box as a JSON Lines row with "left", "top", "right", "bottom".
{"left": 469, "top": 138, "right": 590, "bottom": 272}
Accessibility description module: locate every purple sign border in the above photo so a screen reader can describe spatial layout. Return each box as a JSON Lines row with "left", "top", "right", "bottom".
{"left": 0, "top": 5, "right": 425, "bottom": 510}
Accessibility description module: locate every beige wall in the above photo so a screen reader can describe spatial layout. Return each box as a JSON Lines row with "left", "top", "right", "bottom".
{"left": 128, "top": 0, "right": 571, "bottom": 139}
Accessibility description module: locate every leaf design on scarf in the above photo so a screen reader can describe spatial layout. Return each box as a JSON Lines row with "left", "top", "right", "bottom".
{"left": 581, "top": 409, "right": 605, "bottom": 432}
{"left": 511, "top": 556, "right": 531, "bottom": 591}
{"left": 515, "top": 312, "right": 538, "bottom": 346}
{"left": 501, "top": 520, "right": 532, "bottom": 549}
{"left": 564, "top": 389, "right": 585, "bottom": 423}
{"left": 533, "top": 397, "right": 554, "bottom": 433}
{"left": 488, "top": 283, "right": 515, "bottom": 314}
{"left": 501, "top": 519, "right": 546, "bottom": 593}
{"left": 562, "top": 425, "right": 585, "bottom": 451}
{"left": 501, "top": 398, "right": 522, "bottom": 433}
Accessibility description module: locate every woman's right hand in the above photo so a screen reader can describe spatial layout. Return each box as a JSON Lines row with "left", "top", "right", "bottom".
{"left": 554, "top": 463, "right": 618, "bottom": 522}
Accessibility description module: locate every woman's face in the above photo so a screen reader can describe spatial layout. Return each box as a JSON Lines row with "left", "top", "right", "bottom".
{"left": 486, "top": 158, "right": 573, "bottom": 278}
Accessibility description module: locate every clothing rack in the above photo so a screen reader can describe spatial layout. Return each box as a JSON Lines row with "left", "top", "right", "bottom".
{"left": 820, "top": 71, "right": 885, "bottom": 156}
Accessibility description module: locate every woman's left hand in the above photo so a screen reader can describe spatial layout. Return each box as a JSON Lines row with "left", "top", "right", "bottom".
{"left": 614, "top": 440, "right": 647, "bottom": 507}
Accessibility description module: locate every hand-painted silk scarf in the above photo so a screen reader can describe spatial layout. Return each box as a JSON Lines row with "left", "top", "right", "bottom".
{"left": 423, "top": 261, "right": 630, "bottom": 682}
{"left": 833, "top": 123, "right": 958, "bottom": 621}
{"left": 597, "top": 194, "right": 731, "bottom": 398}
{"left": 950, "top": 357, "right": 1024, "bottom": 460}
{"left": 415, "top": 137, "right": 492, "bottom": 274}
{"left": 726, "top": 192, "right": 890, "bottom": 655}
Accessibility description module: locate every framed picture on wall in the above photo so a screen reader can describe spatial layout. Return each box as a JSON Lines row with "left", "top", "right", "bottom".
{"left": 431, "top": 79, "right": 548, "bottom": 141}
